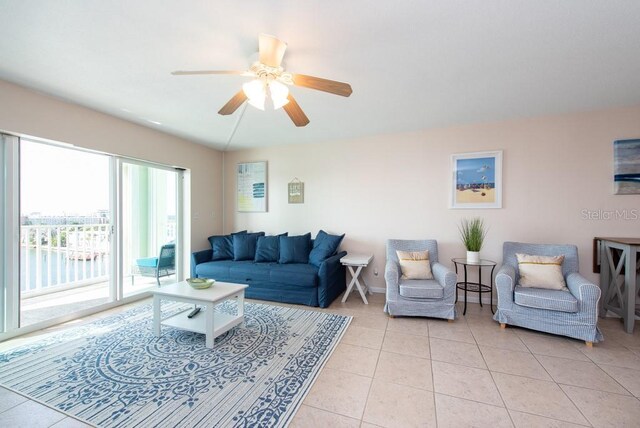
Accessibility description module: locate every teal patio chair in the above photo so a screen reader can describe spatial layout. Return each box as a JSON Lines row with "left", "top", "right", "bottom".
{"left": 134, "top": 243, "right": 175, "bottom": 285}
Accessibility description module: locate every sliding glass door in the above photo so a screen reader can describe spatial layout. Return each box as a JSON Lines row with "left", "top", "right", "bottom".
{"left": 121, "top": 161, "right": 178, "bottom": 297}
{"left": 0, "top": 134, "right": 184, "bottom": 337}
{"left": 19, "top": 139, "right": 114, "bottom": 327}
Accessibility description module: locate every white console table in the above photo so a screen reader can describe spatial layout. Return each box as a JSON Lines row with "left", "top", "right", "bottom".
{"left": 597, "top": 237, "right": 640, "bottom": 333}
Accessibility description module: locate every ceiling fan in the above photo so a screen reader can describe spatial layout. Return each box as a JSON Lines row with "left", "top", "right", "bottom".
{"left": 171, "top": 34, "right": 352, "bottom": 127}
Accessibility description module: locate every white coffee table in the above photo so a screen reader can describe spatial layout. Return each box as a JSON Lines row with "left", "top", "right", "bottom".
{"left": 151, "top": 281, "right": 248, "bottom": 348}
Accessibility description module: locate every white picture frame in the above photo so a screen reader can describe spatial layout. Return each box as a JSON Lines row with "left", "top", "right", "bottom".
{"left": 237, "top": 161, "right": 267, "bottom": 212}
{"left": 450, "top": 150, "right": 503, "bottom": 209}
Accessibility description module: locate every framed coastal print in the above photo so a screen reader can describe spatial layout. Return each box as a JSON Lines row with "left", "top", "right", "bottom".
{"left": 451, "top": 150, "right": 502, "bottom": 209}
{"left": 237, "top": 161, "right": 267, "bottom": 212}
{"left": 614, "top": 139, "right": 640, "bottom": 195}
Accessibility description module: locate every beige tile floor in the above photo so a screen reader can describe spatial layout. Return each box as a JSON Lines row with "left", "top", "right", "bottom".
{"left": 2, "top": 292, "right": 640, "bottom": 427}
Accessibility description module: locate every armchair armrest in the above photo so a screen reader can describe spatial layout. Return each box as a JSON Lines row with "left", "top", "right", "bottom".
{"left": 432, "top": 262, "right": 457, "bottom": 289}
{"left": 432, "top": 262, "right": 457, "bottom": 300}
{"left": 385, "top": 260, "right": 400, "bottom": 302}
{"left": 190, "top": 249, "right": 212, "bottom": 278}
{"left": 317, "top": 251, "right": 348, "bottom": 308}
{"left": 566, "top": 272, "right": 601, "bottom": 319}
{"left": 495, "top": 265, "right": 516, "bottom": 308}
{"left": 495, "top": 265, "right": 516, "bottom": 291}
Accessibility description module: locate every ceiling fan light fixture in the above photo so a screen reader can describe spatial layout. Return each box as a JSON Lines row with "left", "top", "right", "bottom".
{"left": 269, "top": 80, "right": 290, "bottom": 110}
{"left": 247, "top": 96, "right": 266, "bottom": 111}
{"left": 175, "top": 34, "right": 352, "bottom": 126}
{"left": 242, "top": 79, "right": 266, "bottom": 110}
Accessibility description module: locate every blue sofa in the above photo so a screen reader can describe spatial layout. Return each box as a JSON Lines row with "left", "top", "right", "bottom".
{"left": 191, "top": 231, "right": 347, "bottom": 308}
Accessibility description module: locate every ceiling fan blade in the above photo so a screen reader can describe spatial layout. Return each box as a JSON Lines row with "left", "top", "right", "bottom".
{"left": 171, "top": 70, "right": 245, "bottom": 75}
{"left": 292, "top": 74, "right": 352, "bottom": 97}
{"left": 259, "top": 33, "right": 287, "bottom": 67}
{"left": 283, "top": 94, "right": 310, "bottom": 127}
{"left": 218, "top": 90, "right": 248, "bottom": 115}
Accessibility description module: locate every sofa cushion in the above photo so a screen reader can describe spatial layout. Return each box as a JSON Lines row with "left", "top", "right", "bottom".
{"left": 514, "top": 286, "right": 578, "bottom": 313}
{"left": 399, "top": 279, "right": 443, "bottom": 299}
{"left": 279, "top": 233, "right": 311, "bottom": 264}
{"left": 229, "top": 263, "right": 272, "bottom": 282}
{"left": 516, "top": 253, "right": 566, "bottom": 290}
{"left": 208, "top": 230, "right": 247, "bottom": 261}
{"left": 136, "top": 257, "right": 157, "bottom": 268}
{"left": 208, "top": 235, "right": 233, "bottom": 260}
{"left": 309, "top": 230, "right": 345, "bottom": 267}
{"left": 233, "top": 232, "right": 265, "bottom": 261}
{"left": 255, "top": 233, "right": 287, "bottom": 263}
{"left": 195, "top": 260, "right": 247, "bottom": 279}
{"left": 269, "top": 263, "right": 318, "bottom": 288}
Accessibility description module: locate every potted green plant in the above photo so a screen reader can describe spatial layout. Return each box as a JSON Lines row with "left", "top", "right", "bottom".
{"left": 458, "top": 218, "right": 487, "bottom": 263}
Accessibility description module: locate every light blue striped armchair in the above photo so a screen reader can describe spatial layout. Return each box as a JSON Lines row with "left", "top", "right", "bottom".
{"left": 493, "top": 242, "right": 603, "bottom": 345}
{"left": 385, "top": 239, "right": 457, "bottom": 320}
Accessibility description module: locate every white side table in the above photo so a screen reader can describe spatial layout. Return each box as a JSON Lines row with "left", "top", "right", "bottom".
{"left": 341, "top": 253, "right": 374, "bottom": 304}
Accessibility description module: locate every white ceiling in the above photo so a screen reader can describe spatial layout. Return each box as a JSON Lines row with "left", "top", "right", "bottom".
{"left": 1, "top": 1, "right": 639, "bottom": 151}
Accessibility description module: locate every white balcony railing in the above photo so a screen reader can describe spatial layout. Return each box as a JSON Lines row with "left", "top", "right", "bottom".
{"left": 20, "top": 224, "right": 111, "bottom": 297}
{"left": 20, "top": 222, "right": 177, "bottom": 298}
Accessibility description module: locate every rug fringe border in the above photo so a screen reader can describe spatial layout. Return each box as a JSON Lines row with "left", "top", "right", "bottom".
{"left": 280, "top": 314, "right": 354, "bottom": 427}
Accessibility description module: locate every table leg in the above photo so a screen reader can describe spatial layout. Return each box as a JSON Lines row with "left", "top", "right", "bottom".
{"left": 463, "top": 264, "right": 468, "bottom": 316}
{"left": 342, "top": 265, "right": 358, "bottom": 303}
{"left": 353, "top": 266, "right": 369, "bottom": 304}
{"left": 490, "top": 264, "right": 496, "bottom": 314}
{"left": 153, "top": 295, "right": 161, "bottom": 337}
{"left": 205, "top": 304, "right": 214, "bottom": 348}
{"left": 624, "top": 248, "right": 637, "bottom": 334}
{"left": 599, "top": 240, "right": 609, "bottom": 317}
{"left": 478, "top": 266, "right": 483, "bottom": 308}
{"left": 454, "top": 263, "right": 459, "bottom": 303}
{"left": 237, "top": 292, "right": 245, "bottom": 327}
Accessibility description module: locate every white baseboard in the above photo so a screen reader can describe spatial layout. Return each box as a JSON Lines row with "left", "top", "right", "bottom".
{"left": 368, "top": 287, "right": 495, "bottom": 305}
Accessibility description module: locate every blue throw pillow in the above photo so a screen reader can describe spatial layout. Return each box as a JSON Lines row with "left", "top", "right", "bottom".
{"left": 255, "top": 233, "right": 288, "bottom": 263}
{"left": 208, "top": 230, "right": 247, "bottom": 261}
{"left": 279, "top": 233, "right": 311, "bottom": 264}
{"left": 309, "top": 230, "right": 345, "bottom": 267}
{"left": 233, "top": 232, "right": 265, "bottom": 261}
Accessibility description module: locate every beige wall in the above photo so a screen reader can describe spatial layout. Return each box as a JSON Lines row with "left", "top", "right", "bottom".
{"left": 0, "top": 80, "right": 223, "bottom": 252}
{"left": 223, "top": 106, "right": 640, "bottom": 289}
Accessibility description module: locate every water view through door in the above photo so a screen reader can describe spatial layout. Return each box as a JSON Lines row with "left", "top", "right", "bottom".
{"left": 19, "top": 140, "right": 113, "bottom": 327}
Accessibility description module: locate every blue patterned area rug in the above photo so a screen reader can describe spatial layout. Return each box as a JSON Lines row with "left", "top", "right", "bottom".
{"left": 0, "top": 302, "right": 351, "bottom": 427}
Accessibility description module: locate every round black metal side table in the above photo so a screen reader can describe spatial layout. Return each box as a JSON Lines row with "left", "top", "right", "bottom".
{"left": 451, "top": 258, "right": 497, "bottom": 315}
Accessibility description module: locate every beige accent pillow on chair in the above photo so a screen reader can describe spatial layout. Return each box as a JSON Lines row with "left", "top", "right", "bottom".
{"left": 396, "top": 250, "right": 433, "bottom": 280}
{"left": 516, "top": 253, "right": 566, "bottom": 290}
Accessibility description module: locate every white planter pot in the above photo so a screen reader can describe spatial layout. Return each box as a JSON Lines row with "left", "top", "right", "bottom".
{"left": 466, "top": 251, "right": 480, "bottom": 264}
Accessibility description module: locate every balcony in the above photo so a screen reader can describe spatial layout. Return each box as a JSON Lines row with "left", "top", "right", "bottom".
{"left": 20, "top": 223, "right": 176, "bottom": 327}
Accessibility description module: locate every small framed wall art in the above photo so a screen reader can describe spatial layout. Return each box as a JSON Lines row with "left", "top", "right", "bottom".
{"left": 451, "top": 150, "right": 503, "bottom": 209}
{"left": 288, "top": 178, "right": 304, "bottom": 204}
{"left": 237, "top": 161, "right": 267, "bottom": 212}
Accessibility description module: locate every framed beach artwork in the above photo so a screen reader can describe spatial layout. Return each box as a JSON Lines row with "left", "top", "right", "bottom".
{"left": 614, "top": 139, "right": 640, "bottom": 195}
{"left": 451, "top": 150, "right": 503, "bottom": 209}
{"left": 237, "top": 161, "right": 267, "bottom": 212}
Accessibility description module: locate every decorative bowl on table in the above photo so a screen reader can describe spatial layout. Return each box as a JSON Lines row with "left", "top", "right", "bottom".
{"left": 186, "top": 278, "right": 215, "bottom": 289}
